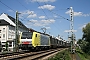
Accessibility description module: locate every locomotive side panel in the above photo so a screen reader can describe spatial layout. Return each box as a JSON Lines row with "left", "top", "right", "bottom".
{"left": 40, "top": 34, "right": 50, "bottom": 46}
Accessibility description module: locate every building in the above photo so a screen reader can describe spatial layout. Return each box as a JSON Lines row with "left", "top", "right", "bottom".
{"left": 0, "top": 13, "right": 29, "bottom": 51}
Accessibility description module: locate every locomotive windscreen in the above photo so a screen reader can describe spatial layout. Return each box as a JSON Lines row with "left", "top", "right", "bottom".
{"left": 21, "top": 32, "right": 33, "bottom": 39}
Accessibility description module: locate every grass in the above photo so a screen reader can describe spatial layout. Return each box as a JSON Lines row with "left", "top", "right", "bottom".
{"left": 48, "top": 47, "right": 90, "bottom": 60}
{"left": 76, "top": 47, "right": 90, "bottom": 60}
{"left": 48, "top": 49, "right": 71, "bottom": 60}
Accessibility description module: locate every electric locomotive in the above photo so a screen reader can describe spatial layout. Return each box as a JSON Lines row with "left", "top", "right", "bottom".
{"left": 19, "top": 31, "right": 70, "bottom": 50}
{"left": 19, "top": 32, "right": 50, "bottom": 50}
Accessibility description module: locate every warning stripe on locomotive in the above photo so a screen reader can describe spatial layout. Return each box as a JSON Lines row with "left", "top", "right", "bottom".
{"left": 22, "top": 41, "right": 31, "bottom": 44}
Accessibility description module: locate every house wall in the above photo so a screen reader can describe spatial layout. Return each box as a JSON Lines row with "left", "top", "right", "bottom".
{"left": 8, "top": 25, "right": 15, "bottom": 40}
{"left": 0, "top": 25, "right": 29, "bottom": 51}
{"left": 0, "top": 25, "right": 7, "bottom": 50}
{"left": 0, "top": 13, "right": 29, "bottom": 51}
{"left": 7, "top": 25, "right": 28, "bottom": 51}
{"left": 0, "top": 25, "right": 7, "bottom": 42}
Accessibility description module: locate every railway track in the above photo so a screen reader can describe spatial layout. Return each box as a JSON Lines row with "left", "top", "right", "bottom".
{"left": 0, "top": 48, "right": 66, "bottom": 60}
{"left": 0, "top": 50, "right": 30, "bottom": 60}
{"left": 0, "top": 50, "right": 30, "bottom": 57}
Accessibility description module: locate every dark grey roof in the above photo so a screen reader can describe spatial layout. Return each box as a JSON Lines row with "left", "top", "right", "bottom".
{"left": 0, "top": 19, "right": 9, "bottom": 25}
{"left": 7, "top": 14, "right": 28, "bottom": 29}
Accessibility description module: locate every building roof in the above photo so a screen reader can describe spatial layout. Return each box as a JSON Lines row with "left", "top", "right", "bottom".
{"left": 0, "top": 13, "right": 28, "bottom": 29}
{"left": 0, "top": 13, "right": 16, "bottom": 26}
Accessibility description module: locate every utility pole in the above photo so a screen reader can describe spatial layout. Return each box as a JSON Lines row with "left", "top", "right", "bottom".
{"left": 70, "top": 7, "right": 75, "bottom": 53}
{"left": 15, "top": 11, "right": 19, "bottom": 52}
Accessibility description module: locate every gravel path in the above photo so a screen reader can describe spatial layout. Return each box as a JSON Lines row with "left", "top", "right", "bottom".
{"left": 76, "top": 53, "right": 81, "bottom": 60}
{"left": 71, "top": 53, "right": 81, "bottom": 60}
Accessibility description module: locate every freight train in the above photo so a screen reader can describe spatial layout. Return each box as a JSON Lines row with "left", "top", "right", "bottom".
{"left": 19, "top": 32, "right": 70, "bottom": 50}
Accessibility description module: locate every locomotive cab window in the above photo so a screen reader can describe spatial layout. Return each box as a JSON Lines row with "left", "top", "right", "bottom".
{"left": 21, "top": 32, "right": 33, "bottom": 39}
{"left": 36, "top": 34, "right": 37, "bottom": 37}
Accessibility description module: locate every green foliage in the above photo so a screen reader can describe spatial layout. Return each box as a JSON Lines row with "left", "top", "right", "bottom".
{"left": 82, "top": 23, "right": 90, "bottom": 54}
{"left": 77, "top": 39, "right": 82, "bottom": 44}
{"left": 48, "top": 50, "right": 71, "bottom": 60}
{"left": 77, "top": 39, "right": 90, "bottom": 55}
{"left": 76, "top": 47, "right": 90, "bottom": 60}
{"left": 82, "top": 23, "right": 90, "bottom": 43}
{"left": 77, "top": 39, "right": 88, "bottom": 49}
{"left": 82, "top": 43, "right": 90, "bottom": 55}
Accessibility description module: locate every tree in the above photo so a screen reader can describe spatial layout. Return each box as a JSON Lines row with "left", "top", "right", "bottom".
{"left": 77, "top": 39, "right": 88, "bottom": 50}
{"left": 77, "top": 39, "right": 82, "bottom": 44}
{"left": 82, "top": 23, "right": 90, "bottom": 54}
{"left": 82, "top": 23, "right": 90, "bottom": 43}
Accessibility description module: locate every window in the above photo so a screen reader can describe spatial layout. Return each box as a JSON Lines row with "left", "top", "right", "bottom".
{"left": 3, "top": 28, "right": 5, "bottom": 32}
{"left": 36, "top": 34, "right": 37, "bottom": 37}
{"left": 2, "top": 45, "right": 5, "bottom": 47}
{"left": 2, "top": 42, "right": 6, "bottom": 47}
{"left": 0, "top": 30, "right": 1, "bottom": 33}
{"left": 3, "top": 34, "right": 5, "bottom": 38}
{"left": 9, "top": 45, "right": 12, "bottom": 47}
{"left": 21, "top": 32, "right": 33, "bottom": 39}
{"left": 9, "top": 42, "right": 12, "bottom": 45}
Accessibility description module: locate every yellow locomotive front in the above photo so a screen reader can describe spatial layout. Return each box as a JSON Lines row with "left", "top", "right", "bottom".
{"left": 19, "top": 32, "right": 33, "bottom": 50}
{"left": 19, "top": 32, "right": 50, "bottom": 50}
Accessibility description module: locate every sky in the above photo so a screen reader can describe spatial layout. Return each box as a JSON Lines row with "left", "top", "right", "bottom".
{"left": 0, "top": 0, "right": 90, "bottom": 40}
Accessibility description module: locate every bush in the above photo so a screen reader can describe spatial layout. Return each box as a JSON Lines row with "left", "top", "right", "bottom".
{"left": 82, "top": 43, "right": 90, "bottom": 55}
